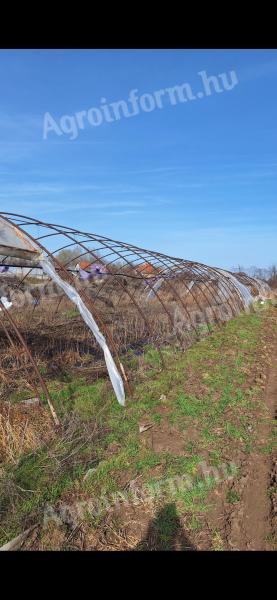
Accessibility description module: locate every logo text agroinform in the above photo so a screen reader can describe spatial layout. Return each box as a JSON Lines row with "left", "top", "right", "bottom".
{"left": 43, "top": 69, "right": 239, "bottom": 140}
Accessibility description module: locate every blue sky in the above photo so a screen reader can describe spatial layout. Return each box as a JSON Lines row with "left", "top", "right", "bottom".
{"left": 0, "top": 48, "right": 276, "bottom": 268}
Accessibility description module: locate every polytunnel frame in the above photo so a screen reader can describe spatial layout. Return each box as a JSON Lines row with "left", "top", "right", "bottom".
{"left": 0, "top": 212, "right": 260, "bottom": 424}
{"left": 0, "top": 296, "right": 60, "bottom": 426}
{"left": 0, "top": 214, "right": 131, "bottom": 407}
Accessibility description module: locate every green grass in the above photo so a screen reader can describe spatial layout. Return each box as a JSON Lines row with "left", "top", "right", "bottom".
{"left": 175, "top": 394, "right": 208, "bottom": 418}
{"left": 137, "top": 503, "right": 183, "bottom": 550}
{"left": 226, "top": 489, "right": 240, "bottom": 504}
{"left": 63, "top": 308, "right": 80, "bottom": 319}
{"left": 0, "top": 308, "right": 273, "bottom": 547}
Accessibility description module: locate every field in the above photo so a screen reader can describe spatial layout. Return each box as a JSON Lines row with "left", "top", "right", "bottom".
{"left": 0, "top": 49, "right": 276, "bottom": 554}
{"left": 0, "top": 301, "right": 276, "bottom": 551}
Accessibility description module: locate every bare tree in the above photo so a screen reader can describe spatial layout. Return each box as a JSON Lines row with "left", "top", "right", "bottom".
{"left": 268, "top": 264, "right": 277, "bottom": 288}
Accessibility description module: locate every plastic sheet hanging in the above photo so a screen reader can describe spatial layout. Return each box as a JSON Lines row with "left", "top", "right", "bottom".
{"left": 216, "top": 268, "right": 253, "bottom": 309}
{"left": 40, "top": 255, "right": 125, "bottom": 406}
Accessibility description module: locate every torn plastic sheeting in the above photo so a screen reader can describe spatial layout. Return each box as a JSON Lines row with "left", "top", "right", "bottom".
{"left": 40, "top": 256, "right": 125, "bottom": 406}
{"left": 0, "top": 296, "right": 12, "bottom": 311}
{"left": 216, "top": 268, "right": 253, "bottom": 308}
{"left": 145, "top": 276, "right": 195, "bottom": 301}
{"left": 146, "top": 277, "right": 164, "bottom": 300}
{"left": 0, "top": 217, "right": 40, "bottom": 260}
{"left": 185, "top": 280, "right": 195, "bottom": 295}
{"left": 252, "top": 278, "right": 272, "bottom": 300}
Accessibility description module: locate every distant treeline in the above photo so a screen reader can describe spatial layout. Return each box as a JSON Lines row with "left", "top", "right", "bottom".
{"left": 232, "top": 265, "right": 277, "bottom": 288}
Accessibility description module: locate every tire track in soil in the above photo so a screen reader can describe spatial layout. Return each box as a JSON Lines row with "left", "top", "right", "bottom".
{"left": 225, "top": 314, "right": 277, "bottom": 551}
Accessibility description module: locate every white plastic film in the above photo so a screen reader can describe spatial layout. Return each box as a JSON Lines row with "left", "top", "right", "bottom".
{"left": 146, "top": 277, "right": 195, "bottom": 301}
{"left": 40, "top": 256, "right": 125, "bottom": 406}
{"left": 185, "top": 280, "right": 195, "bottom": 295}
{"left": 252, "top": 277, "right": 273, "bottom": 301}
{"left": 216, "top": 268, "right": 253, "bottom": 308}
{"left": 146, "top": 277, "right": 164, "bottom": 301}
{"left": 0, "top": 296, "right": 13, "bottom": 311}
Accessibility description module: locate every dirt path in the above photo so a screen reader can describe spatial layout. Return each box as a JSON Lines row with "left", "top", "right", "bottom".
{"left": 224, "top": 313, "right": 277, "bottom": 550}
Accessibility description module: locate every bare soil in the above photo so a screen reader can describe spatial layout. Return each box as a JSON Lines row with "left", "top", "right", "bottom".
{"left": 205, "top": 309, "right": 277, "bottom": 551}
{"left": 3, "top": 307, "right": 277, "bottom": 552}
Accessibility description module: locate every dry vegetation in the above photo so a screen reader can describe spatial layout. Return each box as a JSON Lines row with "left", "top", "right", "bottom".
{"left": 1, "top": 269, "right": 273, "bottom": 404}
{"left": 0, "top": 401, "right": 54, "bottom": 464}
{"left": 0, "top": 301, "right": 276, "bottom": 551}
{"left": 0, "top": 266, "right": 276, "bottom": 551}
